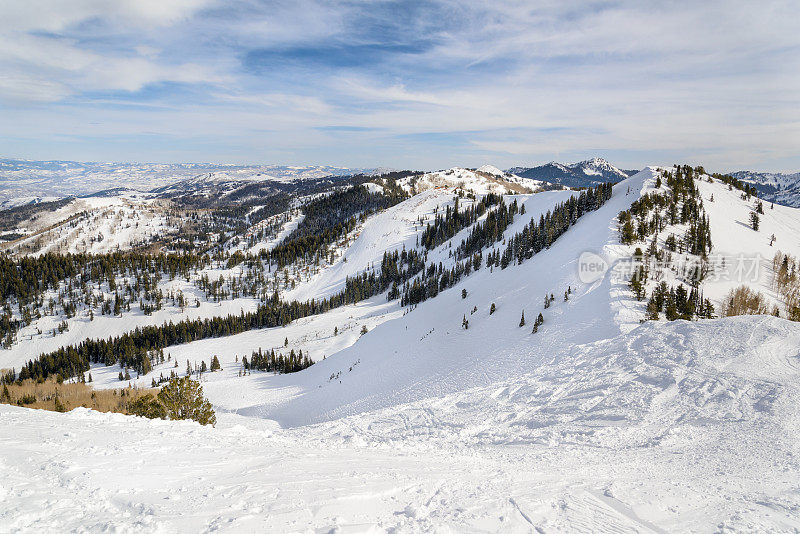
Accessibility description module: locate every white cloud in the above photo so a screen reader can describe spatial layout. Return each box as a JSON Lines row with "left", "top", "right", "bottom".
{"left": 0, "top": 0, "right": 216, "bottom": 103}
{"left": 0, "top": 0, "right": 798, "bottom": 171}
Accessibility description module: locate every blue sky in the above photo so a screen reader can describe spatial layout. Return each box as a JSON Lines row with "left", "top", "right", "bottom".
{"left": 0, "top": 0, "right": 798, "bottom": 172}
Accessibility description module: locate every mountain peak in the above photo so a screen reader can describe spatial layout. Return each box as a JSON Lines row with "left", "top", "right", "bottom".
{"left": 509, "top": 158, "right": 629, "bottom": 188}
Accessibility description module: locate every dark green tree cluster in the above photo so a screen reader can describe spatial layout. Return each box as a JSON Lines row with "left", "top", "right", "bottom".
{"left": 243, "top": 347, "right": 313, "bottom": 374}
{"left": 420, "top": 193, "right": 503, "bottom": 250}
{"left": 645, "top": 282, "right": 714, "bottom": 321}
{"left": 711, "top": 172, "right": 758, "bottom": 197}
{"left": 18, "top": 286, "right": 353, "bottom": 382}
{"left": 500, "top": 183, "right": 613, "bottom": 268}
{"left": 617, "top": 168, "right": 711, "bottom": 257}
{"left": 0, "top": 250, "right": 210, "bottom": 342}
{"left": 455, "top": 199, "right": 518, "bottom": 260}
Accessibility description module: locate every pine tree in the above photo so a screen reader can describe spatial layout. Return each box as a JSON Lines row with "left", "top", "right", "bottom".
{"left": 284, "top": 337, "right": 288, "bottom": 347}
{"left": 646, "top": 296, "right": 660, "bottom": 320}
{"left": 118, "top": 371, "right": 124, "bottom": 381}
{"left": 750, "top": 211, "right": 760, "bottom": 231}
{"left": 157, "top": 376, "right": 215, "bottom": 426}
{"left": 200, "top": 361, "right": 207, "bottom": 373}
{"left": 490, "top": 303, "right": 496, "bottom": 315}
{"left": 519, "top": 311, "right": 525, "bottom": 327}
{"left": 210, "top": 355, "right": 221, "bottom": 371}
{"left": 461, "top": 288, "right": 467, "bottom": 299}
{"left": 128, "top": 394, "right": 167, "bottom": 420}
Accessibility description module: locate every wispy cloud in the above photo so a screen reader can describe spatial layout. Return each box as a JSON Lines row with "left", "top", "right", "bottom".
{"left": 0, "top": 0, "right": 798, "bottom": 171}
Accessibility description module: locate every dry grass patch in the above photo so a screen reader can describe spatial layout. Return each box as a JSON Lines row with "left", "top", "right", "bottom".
{"left": 0, "top": 377, "right": 157, "bottom": 415}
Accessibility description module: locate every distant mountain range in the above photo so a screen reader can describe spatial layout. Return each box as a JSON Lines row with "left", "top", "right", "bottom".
{"left": 508, "top": 158, "right": 636, "bottom": 188}
{"left": 0, "top": 158, "right": 372, "bottom": 205}
{"left": 3, "top": 156, "right": 799, "bottom": 210}
{"left": 730, "top": 171, "right": 800, "bottom": 208}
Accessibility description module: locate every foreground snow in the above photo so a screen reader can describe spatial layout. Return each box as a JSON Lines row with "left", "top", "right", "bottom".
{"left": 2, "top": 316, "right": 800, "bottom": 532}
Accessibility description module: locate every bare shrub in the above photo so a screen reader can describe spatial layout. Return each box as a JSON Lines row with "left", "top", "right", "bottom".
{"left": 721, "top": 286, "right": 773, "bottom": 317}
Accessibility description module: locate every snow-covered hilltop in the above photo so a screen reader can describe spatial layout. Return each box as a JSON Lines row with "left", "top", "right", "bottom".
{"left": 399, "top": 164, "right": 564, "bottom": 195}
{"left": 2, "top": 164, "right": 800, "bottom": 532}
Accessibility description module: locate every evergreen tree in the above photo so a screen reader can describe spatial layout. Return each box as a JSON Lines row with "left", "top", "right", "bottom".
{"left": 519, "top": 311, "right": 525, "bottom": 327}
{"left": 749, "top": 211, "right": 760, "bottom": 231}
{"left": 128, "top": 394, "right": 167, "bottom": 420}
{"left": 157, "top": 376, "right": 216, "bottom": 426}
{"left": 490, "top": 302, "right": 496, "bottom": 315}
{"left": 646, "top": 297, "right": 660, "bottom": 320}
{"left": 210, "top": 355, "right": 221, "bottom": 371}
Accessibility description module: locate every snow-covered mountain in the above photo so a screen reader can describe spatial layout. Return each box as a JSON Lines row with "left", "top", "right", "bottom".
{"left": 399, "top": 164, "right": 565, "bottom": 195}
{"left": 3, "top": 165, "right": 800, "bottom": 531}
{"left": 509, "top": 157, "right": 635, "bottom": 188}
{"left": 731, "top": 169, "right": 800, "bottom": 207}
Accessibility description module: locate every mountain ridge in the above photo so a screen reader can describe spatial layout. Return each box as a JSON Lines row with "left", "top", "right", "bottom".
{"left": 508, "top": 157, "right": 635, "bottom": 188}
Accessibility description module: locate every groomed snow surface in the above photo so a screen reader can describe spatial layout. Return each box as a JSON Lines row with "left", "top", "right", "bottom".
{"left": 3, "top": 168, "right": 800, "bottom": 532}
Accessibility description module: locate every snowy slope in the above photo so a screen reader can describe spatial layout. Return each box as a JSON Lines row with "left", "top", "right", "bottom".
{"left": 0, "top": 194, "right": 179, "bottom": 257}
{"left": 286, "top": 189, "right": 453, "bottom": 301}
{"left": 5, "top": 166, "right": 800, "bottom": 532}
{"left": 2, "top": 314, "right": 799, "bottom": 532}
